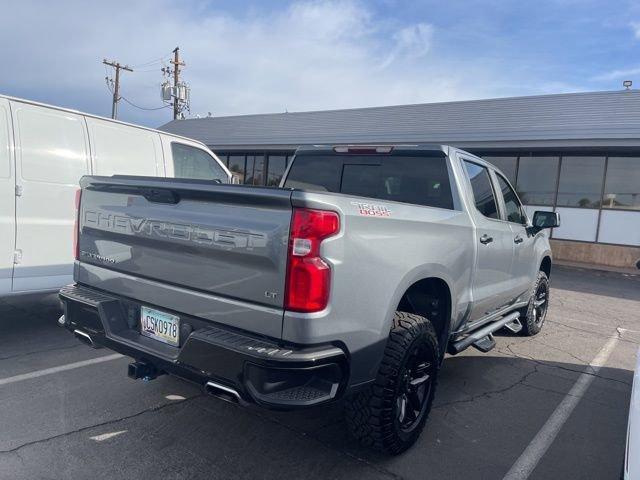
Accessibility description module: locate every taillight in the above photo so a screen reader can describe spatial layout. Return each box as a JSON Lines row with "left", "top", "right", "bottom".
{"left": 73, "top": 189, "right": 81, "bottom": 260}
{"left": 285, "top": 208, "right": 340, "bottom": 313}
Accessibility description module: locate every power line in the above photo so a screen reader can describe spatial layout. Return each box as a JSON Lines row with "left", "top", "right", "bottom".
{"left": 131, "top": 54, "right": 171, "bottom": 69}
{"left": 131, "top": 67, "right": 167, "bottom": 73}
{"left": 120, "top": 96, "right": 171, "bottom": 111}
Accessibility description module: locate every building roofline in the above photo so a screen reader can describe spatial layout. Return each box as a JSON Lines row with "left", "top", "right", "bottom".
{"left": 160, "top": 88, "right": 638, "bottom": 127}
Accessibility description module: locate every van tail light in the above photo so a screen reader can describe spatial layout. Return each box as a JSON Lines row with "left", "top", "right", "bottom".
{"left": 285, "top": 208, "right": 340, "bottom": 313}
{"left": 73, "top": 189, "right": 82, "bottom": 260}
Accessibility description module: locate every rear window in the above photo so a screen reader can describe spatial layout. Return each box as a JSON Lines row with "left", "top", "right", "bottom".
{"left": 283, "top": 153, "right": 454, "bottom": 210}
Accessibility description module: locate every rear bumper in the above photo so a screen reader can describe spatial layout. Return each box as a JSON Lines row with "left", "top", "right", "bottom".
{"left": 59, "top": 284, "right": 348, "bottom": 409}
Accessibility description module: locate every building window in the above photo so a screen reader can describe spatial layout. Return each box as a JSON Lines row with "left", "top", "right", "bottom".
{"left": 227, "top": 155, "right": 246, "bottom": 183}
{"left": 603, "top": 157, "right": 640, "bottom": 210}
{"left": 463, "top": 161, "right": 499, "bottom": 219}
{"left": 244, "top": 155, "right": 265, "bottom": 185}
{"left": 483, "top": 156, "right": 517, "bottom": 185}
{"left": 516, "top": 156, "right": 559, "bottom": 206}
{"left": 266, "top": 155, "right": 287, "bottom": 186}
{"left": 556, "top": 156, "right": 605, "bottom": 208}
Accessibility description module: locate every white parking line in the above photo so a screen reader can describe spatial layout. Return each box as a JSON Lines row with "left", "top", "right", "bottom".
{"left": 0, "top": 353, "right": 124, "bottom": 387}
{"left": 90, "top": 430, "right": 127, "bottom": 442}
{"left": 502, "top": 330, "right": 620, "bottom": 480}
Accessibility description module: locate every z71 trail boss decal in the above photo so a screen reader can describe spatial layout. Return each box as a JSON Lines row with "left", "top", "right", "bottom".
{"left": 351, "top": 201, "right": 392, "bottom": 217}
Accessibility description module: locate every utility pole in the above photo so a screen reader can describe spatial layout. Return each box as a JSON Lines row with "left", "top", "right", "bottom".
{"left": 170, "top": 47, "right": 185, "bottom": 120}
{"left": 103, "top": 59, "right": 133, "bottom": 119}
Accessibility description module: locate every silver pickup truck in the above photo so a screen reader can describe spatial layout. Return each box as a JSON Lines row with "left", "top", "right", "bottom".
{"left": 59, "top": 145, "right": 559, "bottom": 454}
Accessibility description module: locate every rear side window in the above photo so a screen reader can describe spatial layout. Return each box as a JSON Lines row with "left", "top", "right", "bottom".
{"left": 284, "top": 154, "right": 454, "bottom": 209}
{"left": 171, "top": 143, "right": 228, "bottom": 182}
{"left": 463, "top": 160, "right": 499, "bottom": 219}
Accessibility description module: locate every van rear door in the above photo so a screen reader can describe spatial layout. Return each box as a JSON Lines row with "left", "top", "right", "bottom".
{"left": 0, "top": 98, "right": 15, "bottom": 294}
{"left": 11, "top": 101, "right": 91, "bottom": 292}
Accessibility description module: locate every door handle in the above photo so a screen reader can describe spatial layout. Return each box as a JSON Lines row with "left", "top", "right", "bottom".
{"left": 514, "top": 235, "right": 524, "bottom": 244}
{"left": 479, "top": 234, "right": 493, "bottom": 245}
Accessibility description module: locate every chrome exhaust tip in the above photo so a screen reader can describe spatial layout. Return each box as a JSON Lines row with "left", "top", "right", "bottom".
{"left": 73, "top": 329, "right": 96, "bottom": 348}
{"left": 204, "top": 381, "right": 241, "bottom": 403}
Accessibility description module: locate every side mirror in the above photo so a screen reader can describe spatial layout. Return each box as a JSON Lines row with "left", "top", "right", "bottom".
{"left": 532, "top": 211, "right": 560, "bottom": 229}
{"left": 231, "top": 175, "right": 241, "bottom": 185}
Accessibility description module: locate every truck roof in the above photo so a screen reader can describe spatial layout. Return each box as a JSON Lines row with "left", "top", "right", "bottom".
{"left": 294, "top": 144, "right": 450, "bottom": 155}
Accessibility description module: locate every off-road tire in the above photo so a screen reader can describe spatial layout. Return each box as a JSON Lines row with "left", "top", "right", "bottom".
{"left": 344, "top": 311, "right": 439, "bottom": 455}
{"left": 519, "top": 271, "right": 550, "bottom": 336}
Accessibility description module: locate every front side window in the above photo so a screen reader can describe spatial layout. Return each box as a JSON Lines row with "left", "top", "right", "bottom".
{"left": 284, "top": 153, "right": 454, "bottom": 209}
{"left": 463, "top": 160, "right": 499, "bottom": 219}
{"left": 497, "top": 173, "right": 527, "bottom": 224}
{"left": 171, "top": 143, "right": 228, "bottom": 182}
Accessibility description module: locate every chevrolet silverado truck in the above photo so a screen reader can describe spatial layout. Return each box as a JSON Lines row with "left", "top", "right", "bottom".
{"left": 59, "top": 145, "right": 559, "bottom": 454}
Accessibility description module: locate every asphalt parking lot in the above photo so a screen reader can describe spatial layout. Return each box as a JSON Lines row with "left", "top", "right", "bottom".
{"left": 0, "top": 265, "right": 638, "bottom": 480}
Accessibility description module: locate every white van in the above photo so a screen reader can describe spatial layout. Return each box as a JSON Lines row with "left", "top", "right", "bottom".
{"left": 0, "top": 94, "right": 231, "bottom": 296}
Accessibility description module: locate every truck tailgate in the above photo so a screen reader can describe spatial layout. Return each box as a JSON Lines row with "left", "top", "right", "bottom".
{"left": 76, "top": 176, "right": 292, "bottom": 336}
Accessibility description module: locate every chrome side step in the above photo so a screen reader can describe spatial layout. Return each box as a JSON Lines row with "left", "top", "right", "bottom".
{"left": 472, "top": 334, "right": 496, "bottom": 353}
{"left": 451, "top": 311, "right": 520, "bottom": 354}
{"left": 503, "top": 318, "right": 523, "bottom": 334}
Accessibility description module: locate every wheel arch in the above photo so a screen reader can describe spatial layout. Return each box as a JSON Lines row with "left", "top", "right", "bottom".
{"left": 396, "top": 276, "right": 452, "bottom": 359}
{"left": 540, "top": 255, "right": 552, "bottom": 278}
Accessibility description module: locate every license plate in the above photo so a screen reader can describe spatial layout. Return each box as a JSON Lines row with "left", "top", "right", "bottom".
{"left": 140, "top": 306, "right": 180, "bottom": 346}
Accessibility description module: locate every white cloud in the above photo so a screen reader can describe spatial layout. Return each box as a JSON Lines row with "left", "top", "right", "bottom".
{"left": 378, "top": 23, "right": 434, "bottom": 69}
{"left": 393, "top": 23, "right": 434, "bottom": 58}
{"left": 0, "top": 0, "right": 570, "bottom": 127}
{"left": 592, "top": 66, "right": 640, "bottom": 82}
{"left": 631, "top": 21, "right": 640, "bottom": 39}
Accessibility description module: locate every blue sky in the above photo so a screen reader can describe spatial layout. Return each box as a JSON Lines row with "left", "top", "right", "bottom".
{"left": 2, "top": 0, "right": 640, "bottom": 127}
